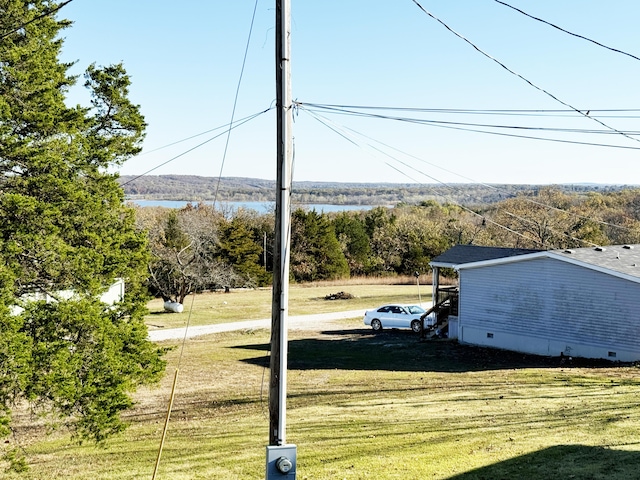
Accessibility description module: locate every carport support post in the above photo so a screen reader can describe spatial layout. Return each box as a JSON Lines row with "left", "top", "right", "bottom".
{"left": 432, "top": 267, "right": 440, "bottom": 309}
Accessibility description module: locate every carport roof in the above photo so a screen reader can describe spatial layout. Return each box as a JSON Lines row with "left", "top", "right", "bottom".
{"left": 430, "top": 244, "right": 543, "bottom": 269}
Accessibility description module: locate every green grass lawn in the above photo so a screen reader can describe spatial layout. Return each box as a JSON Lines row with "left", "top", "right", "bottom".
{"left": 145, "top": 283, "right": 432, "bottom": 329}
{"left": 5, "top": 286, "right": 640, "bottom": 479}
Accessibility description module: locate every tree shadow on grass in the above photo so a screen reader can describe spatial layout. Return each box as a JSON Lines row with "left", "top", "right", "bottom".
{"left": 235, "top": 329, "right": 626, "bottom": 373}
{"left": 447, "top": 444, "right": 640, "bottom": 480}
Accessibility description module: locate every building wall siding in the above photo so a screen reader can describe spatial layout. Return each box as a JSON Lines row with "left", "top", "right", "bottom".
{"left": 459, "top": 257, "right": 640, "bottom": 361}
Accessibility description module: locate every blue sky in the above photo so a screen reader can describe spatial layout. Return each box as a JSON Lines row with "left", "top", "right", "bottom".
{"left": 60, "top": 1, "right": 640, "bottom": 185}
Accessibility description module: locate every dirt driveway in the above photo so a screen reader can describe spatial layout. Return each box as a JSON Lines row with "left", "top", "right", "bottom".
{"left": 148, "top": 309, "right": 366, "bottom": 341}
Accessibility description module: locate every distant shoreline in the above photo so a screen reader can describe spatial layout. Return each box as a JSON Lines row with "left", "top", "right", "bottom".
{"left": 129, "top": 199, "right": 381, "bottom": 213}
{"left": 120, "top": 175, "right": 637, "bottom": 208}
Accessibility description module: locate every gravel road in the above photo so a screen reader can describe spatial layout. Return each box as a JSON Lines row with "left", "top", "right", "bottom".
{"left": 148, "top": 309, "right": 366, "bottom": 341}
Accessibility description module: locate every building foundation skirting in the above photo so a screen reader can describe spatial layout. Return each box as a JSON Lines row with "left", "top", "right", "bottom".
{"left": 459, "top": 325, "right": 639, "bottom": 362}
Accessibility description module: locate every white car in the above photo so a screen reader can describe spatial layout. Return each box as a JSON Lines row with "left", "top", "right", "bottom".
{"left": 363, "top": 304, "right": 435, "bottom": 332}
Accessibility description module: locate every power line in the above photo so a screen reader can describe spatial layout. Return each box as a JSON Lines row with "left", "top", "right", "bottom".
{"left": 126, "top": 3, "right": 266, "bottom": 199}
{"left": 152, "top": 2, "right": 262, "bottom": 474}
{"left": 297, "top": 103, "right": 633, "bottom": 241}
{"left": 299, "top": 106, "right": 551, "bottom": 246}
{"left": 213, "top": 0, "right": 261, "bottom": 207}
{"left": 120, "top": 108, "right": 271, "bottom": 187}
{"left": 362, "top": 109, "right": 631, "bottom": 234}
{"left": 299, "top": 103, "right": 640, "bottom": 135}
{"left": 125, "top": 99, "right": 639, "bottom": 197}
{"left": 137, "top": 109, "right": 274, "bottom": 157}
{"left": 501, "top": 209, "right": 598, "bottom": 249}
{"left": 409, "top": 0, "right": 640, "bottom": 147}
{"left": 302, "top": 106, "right": 470, "bottom": 191}
{"left": 494, "top": 0, "right": 640, "bottom": 63}
{"left": 300, "top": 104, "right": 640, "bottom": 117}
{"left": 298, "top": 102, "right": 640, "bottom": 151}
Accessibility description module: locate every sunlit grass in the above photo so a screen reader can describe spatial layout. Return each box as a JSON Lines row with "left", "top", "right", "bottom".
{"left": 145, "top": 282, "right": 435, "bottom": 329}
{"left": 5, "top": 284, "right": 640, "bottom": 479}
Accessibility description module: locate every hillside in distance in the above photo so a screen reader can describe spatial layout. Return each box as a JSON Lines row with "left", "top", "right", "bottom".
{"left": 118, "top": 175, "right": 631, "bottom": 207}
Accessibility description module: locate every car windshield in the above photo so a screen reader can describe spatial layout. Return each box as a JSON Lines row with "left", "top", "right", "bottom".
{"left": 405, "top": 305, "right": 425, "bottom": 314}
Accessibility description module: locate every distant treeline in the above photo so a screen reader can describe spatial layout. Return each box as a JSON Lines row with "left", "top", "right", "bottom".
{"left": 119, "top": 175, "right": 632, "bottom": 206}
{"left": 135, "top": 186, "right": 640, "bottom": 301}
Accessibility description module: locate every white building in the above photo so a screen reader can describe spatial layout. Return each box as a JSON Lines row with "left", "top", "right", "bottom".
{"left": 10, "top": 278, "right": 125, "bottom": 315}
{"left": 430, "top": 244, "right": 640, "bottom": 362}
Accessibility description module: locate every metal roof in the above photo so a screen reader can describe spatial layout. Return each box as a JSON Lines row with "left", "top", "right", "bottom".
{"left": 430, "top": 244, "right": 543, "bottom": 268}
{"left": 432, "top": 244, "right": 640, "bottom": 283}
{"left": 551, "top": 244, "right": 640, "bottom": 279}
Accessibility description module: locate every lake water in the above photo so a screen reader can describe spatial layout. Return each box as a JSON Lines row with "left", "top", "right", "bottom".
{"left": 130, "top": 199, "right": 379, "bottom": 213}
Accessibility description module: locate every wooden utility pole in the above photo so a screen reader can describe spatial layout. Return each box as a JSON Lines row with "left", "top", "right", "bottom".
{"left": 269, "top": 0, "right": 293, "bottom": 448}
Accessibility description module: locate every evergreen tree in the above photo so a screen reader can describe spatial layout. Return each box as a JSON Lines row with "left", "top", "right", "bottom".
{"left": 217, "top": 216, "right": 270, "bottom": 286}
{"left": 290, "top": 209, "right": 349, "bottom": 282}
{"left": 0, "top": 0, "right": 165, "bottom": 451}
{"left": 332, "top": 212, "right": 376, "bottom": 276}
{"left": 364, "top": 207, "right": 400, "bottom": 274}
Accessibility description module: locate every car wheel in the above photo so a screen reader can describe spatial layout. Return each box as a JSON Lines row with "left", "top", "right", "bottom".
{"left": 371, "top": 319, "right": 382, "bottom": 331}
{"left": 411, "top": 319, "right": 422, "bottom": 333}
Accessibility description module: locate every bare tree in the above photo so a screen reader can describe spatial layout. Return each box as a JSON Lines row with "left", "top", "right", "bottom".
{"left": 141, "top": 205, "right": 240, "bottom": 304}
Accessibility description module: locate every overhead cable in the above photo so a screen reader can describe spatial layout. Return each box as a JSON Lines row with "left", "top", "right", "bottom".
{"left": 409, "top": 0, "right": 640, "bottom": 147}
{"left": 299, "top": 103, "right": 640, "bottom": 119}
{"left": 298, "top": 102, "right": 640, "bottom": 151}
{"left": 494, "top": 0, "right": 640, "bottom": 63}
{"left": 120, "top": 108, "right": 271, "bottom": 187}
{"left": 501, "top": 210, "right": 598, "bottom": 248}
{"left": 138, "top": 109, "right": 274, "bottom": 157}
{"left": 213, "top": 0, "right": 261, "bottom": 207}
{"left": 152, "top": 1, "right": 261, "bottom": 475}
{"left": 299, "top": 106, "right": 551, "bottom": 246}
{"left": 302, "top": 106, "right": 479, "bottom": 194}
{"left": 298, "top": 103, "right": 640, "bottom": 136}
{"left": 304, "top": 108, "right": 600, "bottom": 248}
{"left": 297, "top": 103, "right": 633, "bottom": 236}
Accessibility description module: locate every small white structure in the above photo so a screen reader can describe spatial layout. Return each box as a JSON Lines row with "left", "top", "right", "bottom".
{"left": 431, "top": 245, "right": 640, "bottom": 362}
{"left": 10, "top": 278, "right": 125, "bottom": 315}
{"left": 163, "top": 301, "right": 184, "bottom": 313}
